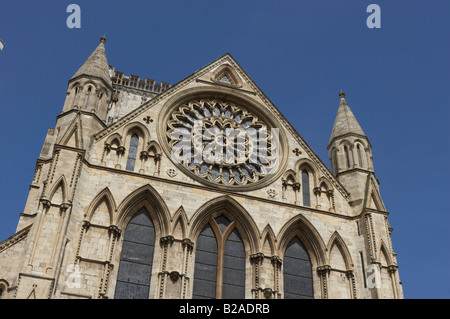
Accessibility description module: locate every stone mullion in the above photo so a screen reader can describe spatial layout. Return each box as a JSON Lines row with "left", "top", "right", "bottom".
{"left": 101, "top": 143, "right": 111, "bottom": 165}
{"left": 98, "top": 226, "right": 121, "bottom": 299}
{"left": 313, "top": 187, "right": 321, "bottom": 209}
{"left": 139, "top": 151, "right": 148, "bottom": 174}
{"left": 115, "top": 146, "right": 126, "bottom": 169}
{"left": 154, "top": 154, "right": 162, "bottom": 175}
{"left": 363, "top": 213, "right": 376, "bottom": 262}
{"left": 250, "top": 253, "right": 264, "bottom": 299}
{"left": 48, "top": 203, "right": 72, "bottom": 279}
{"left": 41, "top": 149, "right": 60, "bottom": 200}
{"left": 25, "top": 202, "right": 48, "bottom": 267}
{"left": 326, "top": 189, "right": 335, "bottom": 212}
{"left": 388, "top": 265, "right": 399, "bottom": 299}
{"left": 317, "top": 265, "right": 331, "bottom": 299}
{"left": 346, "top": 270, "right": 357, "bottom": 299}
{"left": 181, "top": 239, "right": 194, "bottom": 299}
{"left": 270, "top": 256, "right": 282, "bottom": 299}
{"left": 75, "top": 221, "right": 90, "bottom": 265}
{"left": 158, "top": 236, "right": 174, "bottom": 299}
{"left": 293, "top": 183, "right": 300, "bottom": 205}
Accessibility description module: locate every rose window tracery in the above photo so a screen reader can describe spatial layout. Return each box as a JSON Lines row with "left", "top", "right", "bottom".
{"left": 165, "top": 98, "right": 280, "bottom": 187}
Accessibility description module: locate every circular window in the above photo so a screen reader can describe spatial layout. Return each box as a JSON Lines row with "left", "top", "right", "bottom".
{"left": 162, "top": 95, "right": 286, "bottom": 190}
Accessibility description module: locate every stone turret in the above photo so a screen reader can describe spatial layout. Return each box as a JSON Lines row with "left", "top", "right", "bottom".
{"left": 327, "top": 92, "right": 375, "bottom": 209}
{"left": 62, "top": 36, "right": 113, "bottom": 121}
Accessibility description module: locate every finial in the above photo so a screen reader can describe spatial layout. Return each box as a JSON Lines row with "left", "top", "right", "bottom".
{"left": 339, "top": 91, "right": 346, "bottom": 98}
{"left": 100, "top": 36, "right": 107, "bottom": 44}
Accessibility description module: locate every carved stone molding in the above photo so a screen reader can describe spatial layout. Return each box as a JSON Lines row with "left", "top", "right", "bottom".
{"left": 40, "top": 198, "right": 51, "bottom": 210}
{"left": 140, "top": 150, "right": 149, "bottom": 161}
{"left": 270, "top": 255, "right": 282, "bottom": 266}
{"left": 60, "top": 203, "right": 72, "bottom": 213}
{"left": 313, "top": 187, "right": 322, "bottom": 196}
{"left": 108, "top": 225, "right": 121, "bottom": 239}
{"left": 169, "top": 271, "right": 181, "bottom": 283}
{"left": 250, "top": 253, "right": 264, "bottom": 264}
{"left": 387, "top": 265, "right": 398, "bottom": 274}
{"left": 0, "top": 225, "right": 31, "bottom": 254}
{"left": 181, "top": 238, "right": 194, "bottom": 252}
{"left": 116, "top": 146, "right": 126, "bottom": 156}
{"left": 160, "top": 236, "right": 175, "bottom": 247}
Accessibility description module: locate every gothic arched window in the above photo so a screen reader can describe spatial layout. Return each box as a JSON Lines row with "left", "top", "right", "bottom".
{"left": 126, "top": 134, "right": 139, "bottom": 171}
{"left": 193, "top": 215, "right": 245, "bottom": 299}
{"left": 283, "top": 237, "right": 313, "bottom": 299}
{"left": 357, "top": 144, "right": 363, "bottom": 168}
{"left": 302, "top": 170, "right": 310, "bottom": 207}
{"left": 332, "top": 149, "right": 338, "bottom": 174}
{"left": 84, "top": 86, "right": 92, "bottom": 109}
{"left": 114, "top": 207, "right": 155, "bottom": 299}
{"left": 344, "top": 145, "right": 351, "bottom": 168}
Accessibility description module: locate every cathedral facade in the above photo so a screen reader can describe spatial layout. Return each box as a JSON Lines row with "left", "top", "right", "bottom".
{"left": 0, "top": 37, "right": 403, "bottom": 299}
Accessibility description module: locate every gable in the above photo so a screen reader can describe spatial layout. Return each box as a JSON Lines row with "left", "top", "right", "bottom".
{"left": 93, "top": 54, "right": 349, "bottom": 200}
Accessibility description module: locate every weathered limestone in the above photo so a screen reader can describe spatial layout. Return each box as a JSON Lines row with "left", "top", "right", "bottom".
{"left": 0, "top": 37, "right": 403, "bottom": 300}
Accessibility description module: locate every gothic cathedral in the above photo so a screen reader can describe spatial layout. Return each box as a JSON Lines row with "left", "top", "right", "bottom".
{"left": 0, "top": 37, "right": 403, "bottom": 299}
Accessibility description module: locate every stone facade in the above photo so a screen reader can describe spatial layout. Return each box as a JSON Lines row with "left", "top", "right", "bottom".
{"left": 0, "top": 37, "right": 403, "bottom": 299}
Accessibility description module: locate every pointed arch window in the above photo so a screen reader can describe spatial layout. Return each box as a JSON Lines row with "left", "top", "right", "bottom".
{"left": 84, "top": 86, "right": 92, "bottom": 109}
{"left": 357, "top": 144, "right": 363, "bottom": 168}
{"left": 332, "top": 149, "right": 338, "bottom": 174}
{"left": 114, "top": 207, "right": 155, "bottom": 299}
{"left": 344, "top": 146, "right": 351, "bottom": 168}
{"left": 193, "top": 215, "right": 245, "bottom": 299}
{"left": 126, "top": 134, "right": 139, "bottom": 171}
{"left": 302, "top": 170, "right": 311, "bottom": 207}
{"left": 283, "top": 237, "right": 313, "bottom": 299}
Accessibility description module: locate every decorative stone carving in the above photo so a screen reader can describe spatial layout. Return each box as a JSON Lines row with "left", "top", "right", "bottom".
{"left": 169, "top": 271, "right": 180, "bottom": 283}
{"left": 292, "top": 148, "right": 302, "bottom": 156}
{"left": 267, "top": 189, "right": 277, "bottom": 198}
{"left": 166, "top": 168, "right": 177, "bottom": 178}
{"left": 165, "top": 98, "right": 281, "bottom": 188}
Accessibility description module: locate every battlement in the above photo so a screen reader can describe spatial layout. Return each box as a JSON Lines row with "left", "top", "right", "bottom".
{"left": 111, "top": 67, "right": 171, "bottom": 94}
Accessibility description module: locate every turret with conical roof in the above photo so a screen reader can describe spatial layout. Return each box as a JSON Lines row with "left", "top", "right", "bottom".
{"left": 62, "top": 36, "right": 113, "bottom": 121}
{"left": 328, "top": 91, "right": 374, "bottom": 177}
{"left": 327, "top": 91, "right": 379, "bottom": 213}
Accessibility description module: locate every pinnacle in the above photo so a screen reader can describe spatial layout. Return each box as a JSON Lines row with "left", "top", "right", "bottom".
{"left": 71, "top": 37, "right": 112, "bottom": 86}
{"left": 329, "top": 92, "right": 365, "bottom": 144}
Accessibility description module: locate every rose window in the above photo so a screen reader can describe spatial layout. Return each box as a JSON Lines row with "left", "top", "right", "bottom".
{"left": 165, "top": 98, "right": 280, "bottom": 187}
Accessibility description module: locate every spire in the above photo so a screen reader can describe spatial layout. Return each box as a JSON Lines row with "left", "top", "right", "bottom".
{"left": 71, "top": 36, "right": 112, "bottom": 86}
{"left": 329, "top": 91, "right": 365, "bottom": 145}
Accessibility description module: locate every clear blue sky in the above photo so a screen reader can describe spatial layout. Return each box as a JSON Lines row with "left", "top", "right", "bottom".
{"left": 0, "top": 1, "right": 448, "bottom": 299}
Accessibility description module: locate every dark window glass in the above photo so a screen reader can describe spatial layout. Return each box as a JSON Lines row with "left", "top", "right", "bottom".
{"left": 222, "top": 229, "right": 245, "bottom": 299}
{"left": 114, "top": 207, "right": 155, "bottom": 299}
{"left": 193, "top": 216, "right": 246, "bottom": 299}
{"left": 302, "top": 170, "right": 310, "bottom": 207}
{"left": 126, "top": 134, "right": 139, "bottom": 171}
{"left": 283, "top": 237, "right": 313, "bottom": 299}
{"left": 193, "top": 224, "right": 218, "bottom": 299}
